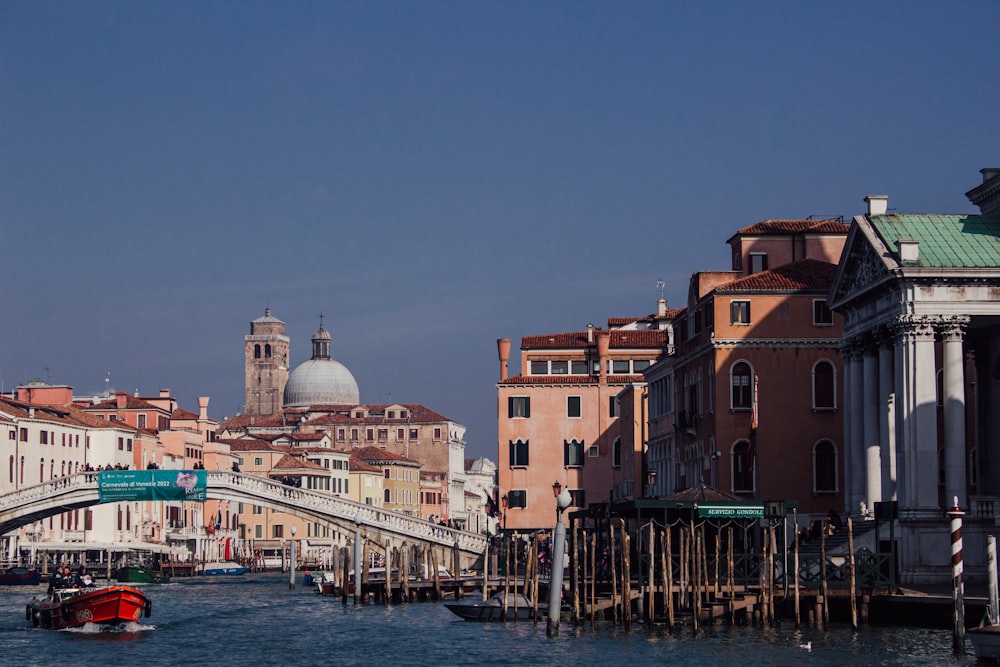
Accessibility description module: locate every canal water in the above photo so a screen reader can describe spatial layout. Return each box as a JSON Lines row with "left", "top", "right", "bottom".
{"left": 0, "top": 572, "right": 982, "bottom": 666}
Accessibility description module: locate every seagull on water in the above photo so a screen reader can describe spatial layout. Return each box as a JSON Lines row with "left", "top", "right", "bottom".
{"left": 799, "top": 641, "right": 812, "bottom": 651}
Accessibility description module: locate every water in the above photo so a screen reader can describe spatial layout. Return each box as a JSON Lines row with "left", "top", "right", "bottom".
{"left": 0, "top": 573, "right": 982, "bottom": 666}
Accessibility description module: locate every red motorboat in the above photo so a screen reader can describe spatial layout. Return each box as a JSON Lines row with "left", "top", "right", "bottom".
{"left": 26, "top": 585, "right": 151, "bottom": 629}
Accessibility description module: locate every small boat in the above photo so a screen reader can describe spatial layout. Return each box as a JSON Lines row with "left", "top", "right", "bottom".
{"left": 444, "top": 590, "right": 535, "bottom": 622}
{"left": 199, "top": 561, "right": 248, "bottom": 576}
{"left": 26, "top": 585, "right": 150, "bottom": 629}
{"left": 116, "top": 566, "right": 171, "bottom": 584}
{"left": 969, "top": 624, "right": 1000, "bottom": 661}
{"left": 0, "top": 567, "right": 41, "bottom": 586}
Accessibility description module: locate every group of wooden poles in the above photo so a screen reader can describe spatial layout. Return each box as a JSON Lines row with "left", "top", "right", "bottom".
{"left": 496, "top": 514, "right": 865, "bottom": 631}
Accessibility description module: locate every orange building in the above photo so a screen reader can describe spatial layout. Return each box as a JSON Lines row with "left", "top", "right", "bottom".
{"left": 644, "top": 220, "right": 849, "bottom": 517}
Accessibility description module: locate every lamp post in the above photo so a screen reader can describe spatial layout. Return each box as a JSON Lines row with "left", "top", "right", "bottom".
{"left": 547, "top": 481, "right": 572, "bottom": 638}
{"left": 288, "top": 525, "right": 297, "bottom": 589}
{"left": 500, "top": 494, "right": 509, "bottom": 576}
{"left": 647, "top": 470, "right": 658, "bottom": 498}
{"left": 353, "top": 511, "right": 363, "bottom": 605}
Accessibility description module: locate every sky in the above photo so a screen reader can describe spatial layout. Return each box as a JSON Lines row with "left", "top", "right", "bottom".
{"left": 2, "top": 2, "right": 998, "bottom": 460}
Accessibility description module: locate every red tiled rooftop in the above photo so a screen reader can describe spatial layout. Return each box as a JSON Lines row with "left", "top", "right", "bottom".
{"left": 733, "top": 219, "right": 849, "bottom": 236}
{"left": 717, "top": 259, "right": 838, "bottom": 292}
{"left": 499, "top": 374, "right": 647, "bottom": 386}
{"left": 521, "top": 329, "right": 668, "bottom": 350}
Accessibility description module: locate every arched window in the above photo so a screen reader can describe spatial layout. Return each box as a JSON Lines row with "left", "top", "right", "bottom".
{"left": 612, "top": 438, "right": 621, "bottom": 468}
{"left": 731, "top": 440, "right": 754, "bottom": 493}
{"left": 731, "top": 362, "right": 753, "bottom": 410}
{"left": 812, "top": 360, "right": 836, "bottom": 410}
{"left": 384, "top": 489, "right": 391, "bottom": 503}
{"left": 8, "top": 455, "right": 13, "bottom": 484}
{"left": 813, "top": 440, "right": 838, "bottom": 493}
{"left": 253, "top": 344, "right": 261, "bottom": 359}
{"left": 265, "top": 344, "right": 272, "bottom": 359}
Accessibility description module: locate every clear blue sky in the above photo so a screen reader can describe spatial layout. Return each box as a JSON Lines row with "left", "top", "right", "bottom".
{"left": 2, "top": 2, "right": 997, "bottom": 459}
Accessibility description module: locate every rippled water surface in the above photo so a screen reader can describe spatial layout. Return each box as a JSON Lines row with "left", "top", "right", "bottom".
{"left": 0, "top": 572, "right": 982, "bottom": 666}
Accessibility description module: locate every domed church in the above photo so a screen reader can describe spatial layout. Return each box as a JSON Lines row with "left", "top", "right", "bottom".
{"left": 283, "top": 320, "right": 360, "bottom": 407}
{"left": 243, "top": 310, "right": 359, "bottom": 416}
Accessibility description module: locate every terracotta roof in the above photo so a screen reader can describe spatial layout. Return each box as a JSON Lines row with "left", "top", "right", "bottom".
{"left": 217, "top": 438, "right": 282, "bottom": 452}
{"left": 86, "top": 394, "right": 164, "bottom": 411}
{"left": 349, "top": 455, "right": 382, "bottom": 474}
{"left": 499, "top": 374, "right": 646, "bottom": 386}
{"left": 272, "top": 454, "right": 326, "bottom": 471}
{"left": 716, "top": 259, "right": 837, "bottom": 292}
{"left": 171, "top": 408, "right": 199, "bottom": 420}
{"left": 353, "top": 446, "right": 421, "bottom": 466}
{"left": 521, "top": 329, "right": 668, "bottom": 350}
{"left": 733, "top": 219, "right": 849, "bottom": 236}
{"left": 607, "top": 310, "right": 681, "bottom": 327}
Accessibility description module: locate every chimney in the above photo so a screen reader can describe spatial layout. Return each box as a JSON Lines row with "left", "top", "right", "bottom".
{"left": 596, "top": 329, "right": 611, "bottom": 383}
{"left": 587, "top": 323, "right": 594, "bottom": 344}
{"left": 159, "top": 388, "right": 170, "bottom": 398}
{"left": 116, "top": 392, "right": 128, "bottom": 409}
{"left": 497, "top": 339, "right": 511, "bottom": 382}
{"left": 897, "top": 239, "right": 920, "bottom": 264}
{"left": 198, "top": 396, "right": 209, "bottom": 421}
{"left": 657, "top": 299, "right": 667, "bottom": 317}
{"left": 865, "top": 195, "right": 888, "bottom": 216}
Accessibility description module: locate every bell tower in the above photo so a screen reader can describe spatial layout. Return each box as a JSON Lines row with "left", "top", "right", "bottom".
{"left": 244, "top": 308, "right": 290, "bottom": 416}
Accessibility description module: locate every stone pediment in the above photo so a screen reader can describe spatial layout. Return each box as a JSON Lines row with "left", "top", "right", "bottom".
{"left": 829, "top": 222, "right": 893, "bottom": 306}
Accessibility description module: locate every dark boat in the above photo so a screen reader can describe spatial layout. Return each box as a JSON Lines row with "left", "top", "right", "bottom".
{"left": 0, "top": 567, "right": 41, "bottom": 586}
{"left": 115, "top": 566, "right": 170, "bottom": 584}
{"left": 444, "top": 590, "right": 535, "bottom": 622}
{"left": 27, "top": 585, "right": 150, "bottom": 629}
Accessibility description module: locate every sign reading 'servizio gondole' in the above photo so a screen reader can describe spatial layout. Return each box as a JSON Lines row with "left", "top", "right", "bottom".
{"left": 98, "top": 470, "right": 207, "bottom": 503}
{"left": 696, "top": 503, "right": 765, "bottom": 519}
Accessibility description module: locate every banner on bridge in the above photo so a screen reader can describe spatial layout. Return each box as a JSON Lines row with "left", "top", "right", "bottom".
{"left": 98, "top": 470, "right": 207, "bottom": 503}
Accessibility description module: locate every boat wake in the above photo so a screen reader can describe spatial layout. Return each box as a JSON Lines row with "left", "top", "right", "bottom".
{"left": 63, "top": 621, "right": 155, "bottom": 635}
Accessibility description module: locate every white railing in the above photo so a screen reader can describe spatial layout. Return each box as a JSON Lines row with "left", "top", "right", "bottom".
{"left": 0, "top": 472, "right": 487, "bottom": 555}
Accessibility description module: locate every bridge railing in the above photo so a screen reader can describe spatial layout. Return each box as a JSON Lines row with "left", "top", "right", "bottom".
{"left": 208, "top": 472, "right": 487, "bottom": 553}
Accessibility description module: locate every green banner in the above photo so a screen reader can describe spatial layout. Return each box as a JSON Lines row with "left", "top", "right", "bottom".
{"left": 98, "top": 470, "right": 207, "bottom": 503}
{"left": 696, "top": 502, "right": 764, "bottom": 519}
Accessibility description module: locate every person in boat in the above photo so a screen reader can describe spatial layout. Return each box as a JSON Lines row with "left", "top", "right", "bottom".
{"left": 826, "top": 509, "right": 843, "bottom": 534}
{"left": 77, "top": 565, "right": 93, "bottom": 587}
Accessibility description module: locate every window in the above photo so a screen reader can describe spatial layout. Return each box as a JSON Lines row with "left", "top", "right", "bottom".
{"left": 366, "top": 428, "right": 374, "bottom": 442}
{"left": 568, "top": 489, "right": 586, "bottom": 508}
{"left": 40, "top": 431, "right": 48, "bottom": 445}
{"left": 384, "top": 489, "right": 391, "bottom": 503}
{"left": 351, "top": 428, "right": 359, "bottom": 442}
{"left": 254, "top": 457, "right": 263, "bottom": 466}
{"left": 567, "top": 396, "right": 581, "bottom": 419}
{"left": 732, "top": 440, "right": 754, "bottom": 494}
{"left": 813, "top": 299, "right": 833, "bottom": 325}
{"left": 337, "top": 428, "right": 346, "bottom": 441}
{"left": 253, "top": 505, "right": 263, "bottom": 515}
{"left": 433, "top": 427, "right": 442, "bottom": 440}
{"left": 749, "top": 253, "right": 768, "bottom": 274}
{"left": 508, "top": 396, "right": 530, "bottom": 418}
{"left": 731, "top": 362, "right": 752, "bottom": 410}
{"left": 609, "top": 396, "right": 620, "bottom": 418}
{"left": 507, "top": 490, "right": 527, "bottom": 508}
{"left": 409, "top": 428, "right": 419, "bottom": 440}
{"left": 633, "top": 360, "right": 651, "bottom": 372}
{"left": 588, "top": 444, "right": 599, "bottom": 458}
{"left": 530, "top": 360, "right": 547, "bottom": 375}
{"left": 378, "top": 428, "right": 388, "bottom": 442}
{"left": 571, "top": 360, "right": 589, "bottom": 374}
{"left": 254, "top": 344, "right": 261, "bottom": 359}
{"left": 612, "top": 438, "right": 621, "bottom": 468}
{"left": 509, "top": 439, "right": 529, "bottom": 467}
{"left": 117, "top": 437, "right": 124, "bottom": 451}
{"left": 551, "top": 360, "right": 568, "bottom": 374}
{"left": 384, "top": 468, "right": 391, "bottom": 479}
{"left": 813, "top": 440, "right": 838, "bottom": 493}
{"left": 813, "top": 361, "right": 836, "bottom": 410}
{"left": 396, "top": 428, "right": 405, "bottom": 441}
{"left": 730, "top": 300, "right": 751, "bottom": 325}
{"left": 264, "top": 344, "right": 272, "bottom": 358}
{"left": 137, "top": 414, "right": 146, "bottom": 429}
{"left": 272, "top": 525, "right": 283, "bottom": 539}
{"left": 19, "top": 428, "right": 27, "bottom": 442}
{"left": 564, "top": 439, "right": 584, "bottom": 467}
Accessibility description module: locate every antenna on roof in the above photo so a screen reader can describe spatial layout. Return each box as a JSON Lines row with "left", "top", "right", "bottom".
{"left": 657, "top": 278, "right": 666, "bottom": 301}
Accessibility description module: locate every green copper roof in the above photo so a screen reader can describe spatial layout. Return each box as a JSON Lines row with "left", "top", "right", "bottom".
{"left": 870, "top": 214, "right": 1000, "bottom": 268}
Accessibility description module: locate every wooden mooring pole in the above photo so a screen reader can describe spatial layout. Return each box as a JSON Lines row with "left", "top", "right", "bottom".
{"left": 948, "top": 498, "right": 966, "bottom": 654}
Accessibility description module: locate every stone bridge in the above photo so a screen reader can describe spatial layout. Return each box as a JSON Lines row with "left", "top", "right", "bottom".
{"left": 0, "top": 471, "right": 488, "bottom": 558}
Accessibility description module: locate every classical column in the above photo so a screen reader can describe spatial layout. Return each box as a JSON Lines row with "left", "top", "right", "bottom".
{"left": 878, "top": 334, "right": 897, "bottom": 501}
{"left": 894, "top": 316, "right": 939, "bottom": 515}
{"left": 863, "top": 339, "right": 882, "bottom": 512}
{"left": 941, "top": 316, "right": 970, "bottom": 509}
{"left": 843, "top": 338, "right": 866, "bottom": 514}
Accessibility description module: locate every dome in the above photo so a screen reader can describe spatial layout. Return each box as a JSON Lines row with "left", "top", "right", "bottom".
{"left": 283, "top": 358, "right": 360, "bottom": 407}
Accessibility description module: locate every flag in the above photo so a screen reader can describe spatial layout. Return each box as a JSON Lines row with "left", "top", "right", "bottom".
{"left": 484, "top": 493, "right": 501, "bottom": 518}
{"left": 747, "top": 374, "right": 758, "bottom": 473}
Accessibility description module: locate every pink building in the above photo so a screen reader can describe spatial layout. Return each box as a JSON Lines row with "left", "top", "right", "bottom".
{"left": 496, "top": 312, "right": 671, "bottom": 532}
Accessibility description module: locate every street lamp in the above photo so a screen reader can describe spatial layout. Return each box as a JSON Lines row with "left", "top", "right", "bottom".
{"left": 289, "top": 525, "right": 297, "bottom": 589}
{"left": 647, "top": 470, "right": 658, "bottom": 498}
{"left": 547, "top": 481, "right": 572, "bottom": 637}
{"left": 500, "top": 494, "right": 509, "bottom": 577}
